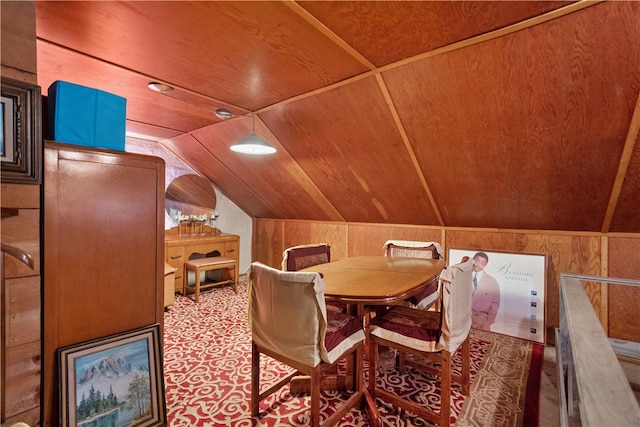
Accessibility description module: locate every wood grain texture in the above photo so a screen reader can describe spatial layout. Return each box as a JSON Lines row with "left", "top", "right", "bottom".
{"left": 4, "top": 276, "right": 39, "bottom": 347}
{"left": 33, "top": 1, "right": 640, "bottom": 233}
{"left": 262, "top": 76, "right": 440, "bottom": 225}
{"left": 607, "top": 236, "right": 640, "bottom": 342}
{"left": 298, "top": 1, "right": 573, "bottom": 67}
{"left": 609, "top": 133, "right": 640, "bottom": 232}
{"left": 3, "top": 341, "right": 40, "bottom": 419}
{"left": 252, "top": 219, "right": 284, "bottom": 269}
{"left": 283, "top": 220, "right": 348, "bottom": 263}
{"left": 43, "top": 142, "right": 165, "bottom": 427}
{"left": 0, "top": 1, "right": 37, "bottom": 75}
{"left": 252, "top": 219, "right": 635, "bottom": 345}
{"left": 347, "top": 223, "right": 442, "bottom": 257}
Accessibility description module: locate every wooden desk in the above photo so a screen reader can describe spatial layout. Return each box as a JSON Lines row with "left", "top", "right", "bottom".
{"left": 299, "top": 256, "right": 445, "bottom": 426}
{"left": 165, "top": 233, "right": 239, "bottom": 293}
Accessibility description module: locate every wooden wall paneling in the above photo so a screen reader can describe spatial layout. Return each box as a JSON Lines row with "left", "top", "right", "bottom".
{"left": 283, "top": 220, "right": 348, "bottom": 262}
{"left": 251, "top": 220, "right": 638, "bottom": 345}
{"left": 3, "top": 341, "right": 39, "bottom": 421}
{"left": 2, "top": 276, "right": 39, "bottom": 423}
{"left": 1, "top": 2, "right": 40, "bottom": 424}
{"left": 252, "top": 219, "right": 284, "bottom": 269}
{"left": 347, "top": 223, "right": 442, "bottom": 257}
{"left": 4, "top": 277, "right": 39, "bottom": 347}
{"left": 606, "top": 235, "right": 640, "bottom": 342}
{"left": 445, "top": 229, "right": 602, "bottom": 344}
{"left": 0, "top": 189, "right": 40, "bottom": 425}
{"left": 0, "top": 1, "right": 37, "bottom": 78}
{"left": 0, "top": 184, "right": 39, "bottom": 209}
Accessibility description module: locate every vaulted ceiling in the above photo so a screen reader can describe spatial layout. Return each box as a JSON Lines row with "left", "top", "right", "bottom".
{"left": 35, "top": 1, "right": 640, "bottom": 233}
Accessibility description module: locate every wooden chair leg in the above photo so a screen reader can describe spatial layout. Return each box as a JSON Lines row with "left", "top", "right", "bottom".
{"left": 462, "top": 337, "right": 470, "bottom": 395}
{"left": 368, "top": 339, "right": 378, "bottom": 392}
{"left": 251, "top": 342, "right": 260, "bottom": 416}
{"left": 311, "top": 365, "right": 321, "bottom": 427}
{"left": 440, "top": 350, "right": 452, "bottom": 427}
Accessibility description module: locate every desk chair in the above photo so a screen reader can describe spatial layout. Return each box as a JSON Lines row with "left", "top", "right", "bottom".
{"left": 368, "top": 257, "right": 473, "bottom": 427}
{"left": 282, "top": 243, "right": 344, "bottom": 313}
{"left": 248, "top": 262, "right": 365, "bottom": 426}
{"left": 383, "top": 240, "right": 443, "bottom": 310}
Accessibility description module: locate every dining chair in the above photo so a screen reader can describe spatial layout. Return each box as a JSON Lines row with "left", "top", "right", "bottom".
{"left": 383, "top": 240, "right": 443, "bottom": 310}
{"left": 367, "top": 257, "right": 473, "bottom": 427}
{"left": 248, "top": 262, "right": 366, "bottom": 426}
{"left": 282, "top": 243, "right": 345, "bottom": 313}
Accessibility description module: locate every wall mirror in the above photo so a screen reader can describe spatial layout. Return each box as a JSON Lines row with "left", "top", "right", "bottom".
{"left": 165, "top": 174, "right": 217, "bottom": 222}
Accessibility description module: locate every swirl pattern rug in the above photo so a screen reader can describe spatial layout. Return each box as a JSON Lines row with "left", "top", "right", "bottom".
{"left": 163, "top": 280, "right": 541, "bottom": 426}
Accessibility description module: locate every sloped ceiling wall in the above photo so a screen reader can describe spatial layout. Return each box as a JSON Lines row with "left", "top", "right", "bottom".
{"left": 34, "top": 1, "right": 640, "bottom": 232}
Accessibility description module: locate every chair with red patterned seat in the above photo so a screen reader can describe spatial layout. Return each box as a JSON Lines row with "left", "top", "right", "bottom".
{"left": 248, "top": 262, "right": 365, "bottom": 426}
{"left": 282, "top": 243, "right": 345, "bottom": 313}
{"left": 383, "top": 240, "right": 443, "bottom": 310}
{"left": 367, "top": 257, "right": 474, "bottom": 427}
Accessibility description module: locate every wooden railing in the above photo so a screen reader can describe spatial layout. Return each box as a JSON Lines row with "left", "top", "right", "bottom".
{"left": 557, "top": 274, "right": 640, "bottom": 426}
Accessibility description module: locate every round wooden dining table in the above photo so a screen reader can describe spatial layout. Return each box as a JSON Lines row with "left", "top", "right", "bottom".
{"left": 298, "top": 255, "right": 445, "bottom": 426}
{"left": 300, "top": 255, "right": 445, "bottom": 316}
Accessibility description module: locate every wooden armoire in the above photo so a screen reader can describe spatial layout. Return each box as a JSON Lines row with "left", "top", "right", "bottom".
{"left": 43, "top": 141, "right": 165, "bottom": 426}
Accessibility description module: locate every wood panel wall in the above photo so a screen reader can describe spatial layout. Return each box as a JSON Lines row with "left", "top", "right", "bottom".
{"left": 0, "top": 1, "right": 41, "bottom": 424}
{"left": 253, "top": 218, "right": 640, "bottom": 345}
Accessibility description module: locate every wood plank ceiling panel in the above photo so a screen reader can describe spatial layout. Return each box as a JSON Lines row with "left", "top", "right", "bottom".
{"left": 36, "top": 41, "right": 219, "bottom": 135}
{"left": 300, "top": 1, "right": 575, "bottom": 67}
{"left": 35, "top": 1, "right": 369, "bottom": 111}
{"left": 170, "top": 117, "right": 344, "bottom": 221}
{"left": 161, "top": 133, "right": 279, "bottom": 219}
{"left": 610, "top": 132, "right": 640, "bottom": 233}
{"left": 262, "top": 76, "right": 440, "bottom": 225}
{"left": 382, "top": 1, "right": 640, "bottom": 231}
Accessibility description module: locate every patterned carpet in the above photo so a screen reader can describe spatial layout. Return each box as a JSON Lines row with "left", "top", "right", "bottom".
{"left": 163, "top": 280, "right": 541, "bottom": 426}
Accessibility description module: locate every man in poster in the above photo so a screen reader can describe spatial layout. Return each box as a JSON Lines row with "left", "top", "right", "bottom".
{"left": 471, "top": 252, "right": 501, "bottom": 331}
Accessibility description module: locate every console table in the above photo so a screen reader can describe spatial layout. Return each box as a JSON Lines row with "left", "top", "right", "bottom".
{"left": 165, "top": 232, "right": 240, "bottom": 294}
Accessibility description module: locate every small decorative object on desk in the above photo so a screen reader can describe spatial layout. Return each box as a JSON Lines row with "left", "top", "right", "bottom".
{"left": 178, "top": 214, "right": 210, "bottom": 236}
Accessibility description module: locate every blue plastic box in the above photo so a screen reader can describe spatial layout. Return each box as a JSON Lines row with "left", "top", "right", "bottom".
{"left": 48, "top": 81, "right": 126, "bottom": 151}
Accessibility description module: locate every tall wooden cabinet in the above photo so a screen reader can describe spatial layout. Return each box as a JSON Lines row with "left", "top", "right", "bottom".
{"left": 43, "top": 141, "right": 165, "bottom": 426}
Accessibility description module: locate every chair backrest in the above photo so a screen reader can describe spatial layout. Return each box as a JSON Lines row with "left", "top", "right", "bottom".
{"left": 438, "top": 257, "right": 474, "bottom": 353}
{"left": 383, "top": 240, "right": 443, "bottom": 260}
{"left": 248, "top": 262, "right": 330, "bottom": 367}
{"left": 282, "top": 243, "right": 331, "bottom": 271}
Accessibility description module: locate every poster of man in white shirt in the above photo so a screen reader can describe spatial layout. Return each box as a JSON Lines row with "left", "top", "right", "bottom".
{"left": 449, "top": 249, "right": 547, "bottom": 343}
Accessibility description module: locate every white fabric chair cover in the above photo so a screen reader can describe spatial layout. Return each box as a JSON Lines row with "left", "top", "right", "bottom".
{"left": 370, "top": 257, "right": 473, "bottom": 354}
{"left": 383, "top": 240, "right": 444, "bottom": 309}
{"left": 383, "top": 240, "right": 444, "bottom": 259}
{"left": 248, "top": 262, "right": 363, "bottom": 366}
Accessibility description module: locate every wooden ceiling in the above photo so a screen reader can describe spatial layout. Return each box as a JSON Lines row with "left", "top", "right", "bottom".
{"left": 35, "top": 1, "right": 640, "bottom": 233}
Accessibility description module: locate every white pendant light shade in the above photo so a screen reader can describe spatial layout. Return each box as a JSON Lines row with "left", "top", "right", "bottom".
{"left": 230, "top": 114, "right": 276, "bottom": 155}
{"left": 230, "top": 133, "right": 277, "bottom": 155}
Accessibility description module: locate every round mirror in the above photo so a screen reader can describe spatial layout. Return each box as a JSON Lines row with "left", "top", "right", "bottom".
{"left": 166, "top": 174, "right": 217, "bottom": 222}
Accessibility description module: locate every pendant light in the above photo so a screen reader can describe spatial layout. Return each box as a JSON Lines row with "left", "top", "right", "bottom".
{"left": 230, "top": 115, "right": 276, "bottom": 155}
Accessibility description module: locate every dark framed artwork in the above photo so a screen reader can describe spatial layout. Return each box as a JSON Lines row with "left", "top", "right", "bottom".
{"left": 57, "top": 324, "right": 166, "bottom": 426}
{"left": 0, "top": 77, "right": 41, "bottom": 184}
